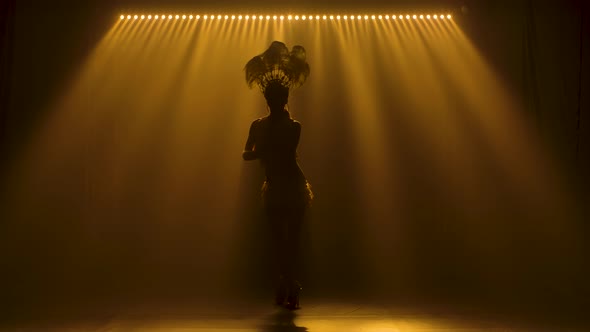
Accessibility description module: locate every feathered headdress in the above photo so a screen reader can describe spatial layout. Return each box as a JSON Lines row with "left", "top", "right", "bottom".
{"left": 244, "top": 41, "right": 310, "bottom": 93}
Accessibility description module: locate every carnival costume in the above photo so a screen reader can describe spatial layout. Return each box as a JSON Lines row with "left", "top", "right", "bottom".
{"left": 244, "top": 41, "right": 312, "bottom": 310}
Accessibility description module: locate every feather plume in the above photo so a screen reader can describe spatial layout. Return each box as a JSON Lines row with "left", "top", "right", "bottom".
{"left": 244, "top": 41, "right": 310, "bottom": 92}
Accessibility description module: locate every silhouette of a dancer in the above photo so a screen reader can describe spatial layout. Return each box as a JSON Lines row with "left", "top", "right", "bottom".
{"left": 243, "top": 41, "right": 312, "bottom": 310}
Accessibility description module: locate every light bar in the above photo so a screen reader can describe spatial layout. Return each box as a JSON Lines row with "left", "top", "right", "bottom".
{"left": 118, "top": 13, "right": 453, "bottom": 21}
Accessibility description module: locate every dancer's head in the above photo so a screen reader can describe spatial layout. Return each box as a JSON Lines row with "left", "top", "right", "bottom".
{"left": 264, "top": 80, "right": 289, "bottom": 112}
{"left": 244, "top": 41, "right": 310, "bottom": 111}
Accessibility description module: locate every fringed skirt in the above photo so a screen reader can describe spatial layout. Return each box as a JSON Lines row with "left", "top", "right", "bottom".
{"left": 261, "top": 179, "right": 313, "bottom": 210}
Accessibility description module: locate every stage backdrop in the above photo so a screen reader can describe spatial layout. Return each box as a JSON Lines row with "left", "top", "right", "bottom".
{"left": 0, "top": 0, "right": 588, "bottom": 313}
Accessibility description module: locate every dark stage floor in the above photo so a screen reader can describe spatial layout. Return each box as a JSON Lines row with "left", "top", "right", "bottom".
{"left": 2, "top": 297, "right": 588, "bottom": 331}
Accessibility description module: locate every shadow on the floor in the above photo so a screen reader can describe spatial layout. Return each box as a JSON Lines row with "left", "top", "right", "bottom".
{"left": 259, "top": 308, "right": 308, "bottom": 332}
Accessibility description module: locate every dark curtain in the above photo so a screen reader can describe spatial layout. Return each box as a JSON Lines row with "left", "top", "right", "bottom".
{"left": 0, "top": 0, "right": 16, "bottom": 159}
{"left": 520, "top": 0, "right": 590, "bottom": 302}
{"left": 522, "top": 0, "right": 589, "bottom": 193}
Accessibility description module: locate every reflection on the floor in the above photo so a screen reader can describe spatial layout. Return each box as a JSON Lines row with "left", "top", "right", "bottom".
{"left": 260, "top": 309, "right": 308, "bottom": 332}
{"left": 1, "top": 300, "right": 587, "bottom": 332}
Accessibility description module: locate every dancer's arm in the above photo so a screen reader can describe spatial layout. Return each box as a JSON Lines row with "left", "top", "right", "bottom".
{"left": 243, "top": 120, "right": 258, "bottom": 160}
{"left": 290, "top": 120, "right": 301, "bottom": 152}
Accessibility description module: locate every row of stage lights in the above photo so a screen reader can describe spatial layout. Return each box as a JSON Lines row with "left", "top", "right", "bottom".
{"left": 119, "top": 14, "right": 453, "bottom": 21}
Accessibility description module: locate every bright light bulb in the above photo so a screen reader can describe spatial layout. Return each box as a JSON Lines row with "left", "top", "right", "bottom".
{"left": 412, "top": 15, "right": 417, "bottom": 19}
{"left": 323, "top": 15, "right": 327, "bottom": 20}
{"left": 259, "top": 15, "right": 263, "bottom": 19}
{"left": 385, "top": 15, "right": 389, "bottom": 19}
{"left": 245, "top": 15, "right": 249, "bottom": 19}
{"left": 447, "top": 14, "right": 452, "bottom": 19}
{"left": 420, "top": 15, "right": 424, "bottom": 19}
{"left": 169, "top": 15, "right": 173, "bottom": 19}
{"left": 149, "top": 15, "right": 153, "bottom": 19}
{"left": 182, "top": 15, "right": 186, "bottom": 19}
{"left": 440, "top": 14, "right": 445, "bottom": 19}
{"left": 337, "top": 15, "right": 340, "bottom": 20}
{"left": 238, "top": 15, "right": 242, "bottom": 19}
{"left": 231, "top": 15, "right": 235, "bottom": 19}
{"left": 329, "top": 15, "right": 333, "bottom": 20}
{"left": 120, "top": 15, "right": 124, "bottom": 20}
{"left": 364, "top": 15, "right": 368, "bottom": 20}
{"left": 350, "top": 15, "right": 355, "bottom": 20}
{"left": 224, "top": 15, "right": 228, "bottom": 19}
{"left": 371, "top": 15, "right": 376, "bottom": 19}
{"left": 127, "top": 15, "right": 131, "bottom": 19}
{"left": 316, "top": 15, "right": 320, "bottom": 19}
{"left": 433, "top": 15, "right": 438, "bottom": 19}
{"left": 427, "top": 15, "right": 431, "bottom": 19}
{"left": 174, "top": 15, "right": 178, "bottom": 19}
{"left": 155, "top": 15, "right": 159, "bottom": 19}
{"left": 280, "top": 15, "right": 284, "bottom": 20}
{"left": 217, "top": 15, "right": 221, "bottom": 19}
{"left": 302, "top": 15, "right": 306, "bottom": 20}
{"left": 357, "top": 15, "right": 361, "bottom": 19}
{"left": 378, "top": 15, "right": 382, "bottom": 19}
{"left": 189, "top": 15, "right": 193, "bottom": 19}
{"left": 196, "top": 15, "right": 200, "bottom": 19}
{"left": 134, "top": 15, "right": 138, "bottom": 19}
{"left": 308, "top": 15, "right": 313, "bottom": 20}
{"left": 406, "top": 15, "right": 410, "bottom": 19}
{"left": 273, "top": 15, "right": 277, "bottom": 20}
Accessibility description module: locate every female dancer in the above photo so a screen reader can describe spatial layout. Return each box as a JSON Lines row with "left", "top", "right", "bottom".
{"left": 242, "top": 41, "right": 312, "bottom": 310}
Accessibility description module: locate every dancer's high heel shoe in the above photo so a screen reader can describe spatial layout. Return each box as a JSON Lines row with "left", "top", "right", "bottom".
{"left": 284, "top": 280, "right": 302, "bottom": 310}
